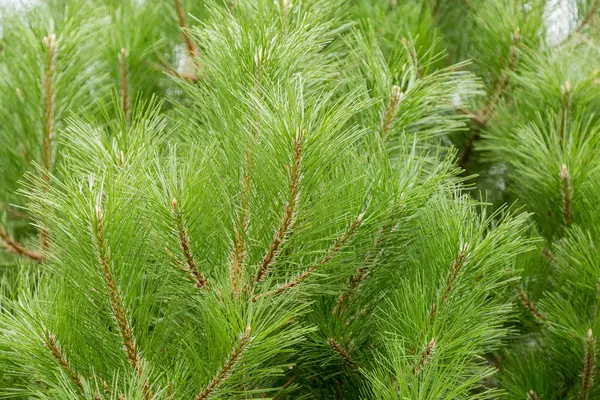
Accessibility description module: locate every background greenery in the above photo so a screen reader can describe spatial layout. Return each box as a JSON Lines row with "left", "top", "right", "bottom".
{"left": 0, "top": 0, "right": 598, "bottom": 399}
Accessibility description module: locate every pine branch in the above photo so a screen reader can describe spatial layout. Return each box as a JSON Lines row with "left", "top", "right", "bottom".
{"left": 459, "top": 27, "right": 521, "bottom": 168}
{"left": 3, "top": 204, "right": 31, "bottom": 219}
{"left": 541, "top": 247, "right": 555, "bottom": 263}
{"left": 401, "top": 38, "right": 423, "bottom": 78}
{"left": 196, "top": 325, "right": 252, "bottom": 400}
{"left": 327, "top": 339, "right": 353, "bottom": 365}
{"left": 272, "top": 375, "right": 296, "bottom": 400}
{"left": 381, "top": 86, "right": 403, "bottom": 140}
{"left": 42, "top": 328, "right": 84, "bottom": 392}
{"left": 119, "top": 48, "right": 130, "bottom": 125}
{"left": 171, "top": 199, "right": 208, "bottom": 289}
{"left": 457, "top": 107, "right": 487, "bottom": 127}
{"left": 0, "top": 226, "right": 43, "bottom": 261}
{"left": 561, "top": 164, "right": 572, "bottom": 226}
{"left": 155, "top": 52, "right": 198, "bottom": 81}
{"left": 40, "top": 34, "right": 57, "bottom": 249}
{"left": 412, "top": 338, "right": 435, "bottom": 376}
{"left": 334, "top": 223, "right": 392, "bottom": 315}
{"left": 230, "top": 156, "right": 251, "bottom": 295}
{"left": 174, "top": 0, "right": 199, "bottom": 62}
{"left": 581, "top": 328, "right": 596, "bottom": 400}
{"left": 516, "top": 288, "right": 546, "bottom": 321}
{"left": 231, "top": 54, "right": 267, "bottom": 294}
{"left": 252, "top": 213, "right": 364, "bottom": 302}
{"left": 41, "top": 34, "right": 56, "bottom": 185}
{"left": 430, "top": 245, "right": 468, "bottom": 322}
{"left": 431, "top": 0, "right": 441, "bottom": 17}
{"left": 253, "top": 132, "right": 303, "bottom": 284}
{"left": 558, "top": 81, "right": 572, "bottom": 149}
{"left": 574, "top": 0, "right": 599, "bottom": 36}
{"left": 481, "top": 27, "right": 521, "bottom": 120}
{"left": 94, "top": 206, "right": 150, "bottom": 398}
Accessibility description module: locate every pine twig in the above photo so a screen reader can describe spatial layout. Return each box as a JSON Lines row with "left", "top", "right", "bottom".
{"left": 561, "top": 164, "right": 573, "bottom": 226}
{"left": 412, "top": 338, "right": 435, "bottom": 376}
{"left": 94, "top": 206, "right": 151, "bottom": 399}
{"left": 401, "top": 38, "right": 424, "bottom": 78}
{"left": 272, "top": 375, "right": 296, "bottom": 400}
{"left": 517, "top": 288, "right": 547, "bottom": 321}
{"left": 230, "top": 155, "right": 252, "bottom": 295}
{"left": 431, "top": 0, "right": 441, "bottom": 17}
{"left": 429, "top": 245, "right": 468, "bottom": 322}
{"left": 40, "top": 34, "right": 57, "bottom": 249}
{"left": 118, "top": 48, "right": 130, "bottom": 125}
{"left": 574, "top": 0, "right": 599, "bottom": 36}
{"left": 171, "top": 199, "right": 208, "bottom": 289}
{"left": 3, "top": 204, "right": 31, "bottom": 219}
{"left": 541, "top": 247, "right": 555, "bottom": 262}
{"left": 155, "top": 52, "right": 198, "bottom": 81}
{"left": 582, "top": 328, "right": 596, "bottom": 400}
{"left": 230, "top": 58, "right": 266, "bottom": 294}
{"left": 327, "top": 339, "right": 353, "bottom": 365}
{"left": 196, "top": 326, "right": 252, "bottom": 400}
{"left": 42, "top": 328, "right": 84, "bottom": 392}
{"left": 381, "top": 86, "right": 403, "bottom": 140}
{"left": 41, "top": 34, "right": 56, "bottom": 185}
{"left": 457, "top": 107, "right": 487, "bottom": 127}
{"left": 558, "top": 81, "right": 572, "bottom": 149}
{"left": 174, "top": 0, "right": 199, "bottom": 62}
{"left": 0, "top": 226, "right": 43, "bottom": 261}
{"left": 481, "top": 27, "right": 521, "bottom": 120}
{"left": 441, "top": 246, "right": 468, "bottom": 303}
{"left": 334, "top": 223, "right": 393, "bottom": 315}
{"left": 253, "top": 132, "right": 303, "bottom": 284}
{"left": 459, "top": 27, "right": 521, "bottom": 168}
{"left": 252, "top": 213, "right": 364, "bottom": 302}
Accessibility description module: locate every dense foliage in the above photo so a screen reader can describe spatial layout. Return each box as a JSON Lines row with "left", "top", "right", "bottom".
{"left": 0, "top": 0, "right": 598, "bottom": 399}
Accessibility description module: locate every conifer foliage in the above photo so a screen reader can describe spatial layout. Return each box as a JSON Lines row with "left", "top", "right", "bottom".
{"left": 0, "top": 0, "right": 598, "bottom": 399}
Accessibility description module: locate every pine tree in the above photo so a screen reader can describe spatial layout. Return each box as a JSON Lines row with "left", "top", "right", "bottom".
{"left": 0, "top": 0, "right": 598, "bottom": 399}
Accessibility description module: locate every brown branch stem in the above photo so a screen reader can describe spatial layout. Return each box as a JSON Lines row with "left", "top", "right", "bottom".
{"left": 0, "top": 226, "right": 43, "bottom": 261}
{"left": 41, "top": 34, "right": 56, "bottom": 184}
{"left": 381, "top": 86, "right": 403, "bottom": 140}
{"left": 94, "top": 206, "right": 151, "bottom": 399}
{"left": 252, "top": 213, "right": 364, "bottom": 302}
{"left": 412, "top": 338, "right": 435, "bottom": 376}
{"left": 253, "top": 132, "right": 303, "bottom": 284}
{"left": 561, "top": 164, "right": 572, "bottom": 226}
{"left": 429, "top": 246, "right": 468, "bottom": 322}
{"left": 171, "top": 199, "right": 208, "bottom": 289}
{"left": 174, "top": 0, "right": 199, "bottom": 63}
{"left": 43, "top": 328, "right": 83, "bottom": 392}
{"left": 119, "top": 48, "right": 130, "bottom": 125}
{"left": 574, "top": 0, "right": 599, "bottom": 36}
{"left": 328, "top": 339, "right": 353, "bottom": 365}
{"left": 459, "top": 27, "right": 521, "bottom": 168}
{"left": 196, "top": 326, "right": 252, "bottom": 400}
{"left": 40, "top": 34, "right": 57, "bottom": 249}
{"left": 517, "top": 288, "right": 547, "bottom": 321}
{"left": 582, "top": 328, "right": 596, "bottom": 400}
{"left": 230, "top": 155, "right": 252, "bottom": 295}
